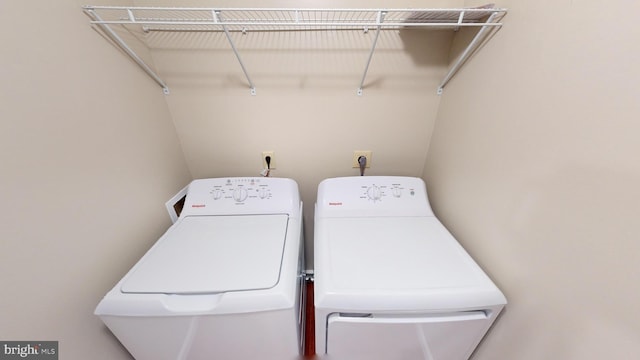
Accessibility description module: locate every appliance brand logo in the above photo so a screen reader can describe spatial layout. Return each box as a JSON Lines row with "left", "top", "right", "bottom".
{"left": 191, "top": 204, "right": 206, "bottom": 208}
{"left": 328, "top": 202, "right": 343, "bottom": 206}
{"left": 1, "top": 342, "right": 57, "bottom": 359}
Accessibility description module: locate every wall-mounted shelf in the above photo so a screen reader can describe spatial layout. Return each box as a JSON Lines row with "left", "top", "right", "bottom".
{"left": 83, "top": 5, "right": 506, "bottom": 95}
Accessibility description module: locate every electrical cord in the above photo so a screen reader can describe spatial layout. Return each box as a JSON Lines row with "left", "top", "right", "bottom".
{"left": 261, "top": 155, "right": 271, "bottom": 177}
{"left": 358, "top": 155, "right": 367, "bottom": 176}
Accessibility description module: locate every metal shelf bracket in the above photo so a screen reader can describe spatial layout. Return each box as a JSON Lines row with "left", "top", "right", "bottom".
{"left": 215, "top": 11, "right": 257, "bottom": 96}
{"left": 358, "top": 11, "right": 387, "bottom": 96}
{"left": 437, "top": 12, "right": 502, "bottom": 95}
{"left": 85, "top": 9, "right": 170, "bottom": 95}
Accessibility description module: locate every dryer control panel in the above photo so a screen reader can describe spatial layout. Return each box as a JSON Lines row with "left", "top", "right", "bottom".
{"left": 316, "top": 176, "right": 433, "bottom": 217}
{"left": 180, "top": 177, "right": 301, "bottom": 217}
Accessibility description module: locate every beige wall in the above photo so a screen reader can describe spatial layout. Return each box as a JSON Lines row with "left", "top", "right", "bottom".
{"left": 0, "top": 1, "right": 460, "bottom": 359}
{"left": 0, "top": 1, "right": 191, "bottom": 359}
{"left": 136, "top": 0, "right": 462, "bottom": 267}
{"left": 8, "top": 0, "right": 637, "bottom": 359}
{"left": 424, "top": 0, "right": 640, "bottom": 359}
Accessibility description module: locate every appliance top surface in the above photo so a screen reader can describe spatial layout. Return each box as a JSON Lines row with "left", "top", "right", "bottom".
{"left": 314, "top": 217, "right": 506, "bottom": 310}
{"left": 181, "top": 177, "right": 301, "bottom": 217}
{"left": 317, "top": 217, "right": 495, "bottom": 291}
{"left": 316, "top": 176, "right": 433, "bottom": 218}
{"left": 314, "top": 177, "right": 505, "bottom": 311}
{"left": 121, "top": 214, "right": 290, "bottom": 295}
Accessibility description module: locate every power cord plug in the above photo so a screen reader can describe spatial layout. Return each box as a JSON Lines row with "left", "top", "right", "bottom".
{"left": 358, "top": 155, "right": 367, "bottom": 176}
{"left": 260, "top": 155, "right": 272, "bottom": 177}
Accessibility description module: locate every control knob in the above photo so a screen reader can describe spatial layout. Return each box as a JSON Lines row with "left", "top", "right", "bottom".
{"left": 258, "top": 188, "right": 269, "bottom": 199}
{"left": 367, "top": 185, "right": 381, "bottom": 201}
{"left": 233, "top": 188, "right": 248, "bottom": 202}
{"left": 211, "top": 189, "right": 223, "bottom": 200}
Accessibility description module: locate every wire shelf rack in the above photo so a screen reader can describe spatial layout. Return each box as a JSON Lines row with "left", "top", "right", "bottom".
{"left": 83, "top": 5, "right": 507, "bottom": 95}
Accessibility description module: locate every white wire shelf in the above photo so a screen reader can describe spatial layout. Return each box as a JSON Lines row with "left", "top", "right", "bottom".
{"left": 83, "top": 5, "right": 507, "bottom": 95}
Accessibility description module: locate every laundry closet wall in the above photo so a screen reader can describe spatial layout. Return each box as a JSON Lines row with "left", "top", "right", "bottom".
{"left": 424, "top": 0, "right": 640, "bottom": 359}
{"left": 0, "top": 1, "right": 191, "bottom": 359}
{"left": 134, "top": 0, "right": 464, "bottom": 267}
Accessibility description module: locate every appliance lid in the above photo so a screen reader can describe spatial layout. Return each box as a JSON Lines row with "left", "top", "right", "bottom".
{"left": 318, "top": 216, "right": 498, "bottom": 293}
{"left": 121, "top": 214, "right": 289, "bottom": 295}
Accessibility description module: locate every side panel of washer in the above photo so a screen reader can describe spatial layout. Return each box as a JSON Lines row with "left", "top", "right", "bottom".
{"left": 101, "top": 309, "right": 299, "bottom": 360}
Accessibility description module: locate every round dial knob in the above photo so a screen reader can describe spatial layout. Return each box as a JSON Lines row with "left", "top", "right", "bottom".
{"left": 211, "top": 189, "right": 223, "bottom": 200}
{"left": 392, "top": 187, "right": 402, "bottom": 198}
{"left": 367, "top": 185, "right": 381, "bottom": 201}
{"left": 258, "top": 188, "right": 269, "bottom": 199}
{"left": 233, "top": 188, "right": 248, "bottom": 202}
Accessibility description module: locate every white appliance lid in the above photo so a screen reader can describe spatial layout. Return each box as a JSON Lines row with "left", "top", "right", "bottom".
{"left": 319, "top": 217, "right": 497, "bottom": 293}
{"left": 121, "top": 214, "right": 289, "bottom": 295}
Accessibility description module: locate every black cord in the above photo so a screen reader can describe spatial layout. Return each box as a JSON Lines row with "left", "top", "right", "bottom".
{"left": 264, "top": 155, "right": 271, "bottom": 177}
{"left": 358, "top": 156, "right": 367, "bottom": 176}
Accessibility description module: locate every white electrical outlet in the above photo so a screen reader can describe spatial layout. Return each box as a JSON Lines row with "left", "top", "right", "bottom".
{"left": 352, "top": 150, "right": 372, "bottom": 168}
{"left": 262, "top": 151, "right": 276, "bottom": 169}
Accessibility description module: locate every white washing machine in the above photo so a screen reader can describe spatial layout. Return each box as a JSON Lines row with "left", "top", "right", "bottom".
{"left": 314, "top": 176, "right": 506, "bottom": 360}
{"left": 96, "top": 177, "right": 305, "bottom": 360}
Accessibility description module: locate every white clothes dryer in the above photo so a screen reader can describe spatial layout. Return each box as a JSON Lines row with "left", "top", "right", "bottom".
{"left": 96, "top": 177, "right": 305, "bottom": 360}
{"left": 314, "top": 176, "right": 506, "bottom": 360}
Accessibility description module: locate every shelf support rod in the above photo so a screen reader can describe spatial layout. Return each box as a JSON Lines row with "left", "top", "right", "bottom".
{"left": 438, "top": 12, "right": 499, "bottom": 95}
{"left": 85, "top": 9, "right": 170, "bottom": 95}
{"left": 215, "top": 11, "right": 256, "bottom": 96}
{"left": 357, "top": 11, "right": 386, "bottom": 96}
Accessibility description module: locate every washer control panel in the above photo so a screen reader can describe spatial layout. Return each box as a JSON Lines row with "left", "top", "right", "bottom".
{"left": 360, "top": 183, "right": 416, "bottom": 201}
{"left": 207, "top": 178, "right": 274, "bottom": 203}
{"left": 181, "top": 177, "right": 300, "bottom": 217}
{"left": 317, "top": 176, "right": 433, "bottom": 217}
